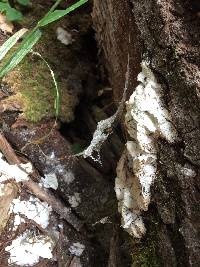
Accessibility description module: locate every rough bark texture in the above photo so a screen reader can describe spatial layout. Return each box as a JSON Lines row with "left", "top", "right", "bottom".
{"left": 93, "top": 0, "right": 200, "bottom": 266}
{"left": 92, "top": 0, "right": 141, "bottom": 101}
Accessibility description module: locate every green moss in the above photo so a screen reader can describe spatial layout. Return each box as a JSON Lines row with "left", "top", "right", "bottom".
{"left": 0, "top": 2, "right": 85, "bottom": 123}
{"left": 131, "top": 219, "right": 161, "bottom": 267}
{"left": 1, "top": 50, "right": 78, "bottom": 122}
{"left": 131, "top": 241, "right": 160, "bottom": 267}
{"left": 0, "top": 26, "right": 79, "bottom": 123}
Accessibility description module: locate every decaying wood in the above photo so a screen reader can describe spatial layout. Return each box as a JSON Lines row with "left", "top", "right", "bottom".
{"left": 92, "top": 0, "right": 141, "bottom": 102}
{"left": 0, "top": 132, "right": 83, "bottom": 232}
{"left": 0, "top": 183, "right": 18, "bottom": 234}
{"left": 0, "top": 133, "right": 21, "bottom": 165}
{"left": 0, "top": 2, "right": 129, "bottom": 265}
{"left": 93, "top": 0, "right": 200, "bottom": 266}
{"left": 108, "top": 226, "right": 120, "bottom": 267}
{"left": 24, "top": 180, "right": 83, "bottom": 231}
{"left": 77, "top": 55, "right": 129, "bottom": 161}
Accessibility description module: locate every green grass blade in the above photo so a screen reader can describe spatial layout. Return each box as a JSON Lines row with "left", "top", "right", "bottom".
{"left": 0, "top": 29, "right": 42, "bottom": 78}
{"left": 17, "top": 0, "right": 30, "bottom": 6}
{"left": 0, "top": 28, "right": 27, "bottom": 61}
{"left": 38, "top": 0, "right": 88, "bottom": 27}
{"left": 46, "top": 0, "right": 63, "bottom": 15}
{"left": 6, "top": 6, "right": 23, "bottom": 21}
{"left": 0, "top": 2, "right": 23, "bottom": 21}
{"left": 0, "top": 3, "right": 9, "bottom": 12}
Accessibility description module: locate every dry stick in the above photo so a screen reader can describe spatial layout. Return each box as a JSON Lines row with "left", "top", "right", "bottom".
{"left": 75, "top": 54, "right": 130, "bottom": 161}
{"left": 0, "top": 133, "right": 21, "bottom": 165}
{"left": 25, "top": 180, "right": 83, "bottom": 231}
{"left": 0, "top": 132, "right": 83, "bottom": 232}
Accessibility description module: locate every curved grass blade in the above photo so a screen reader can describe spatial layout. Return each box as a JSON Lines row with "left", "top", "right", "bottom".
{"left": 31, "top": 51, "right": 60, "bottom": 118}
{"left": 17, "top": 0, "right": 30, "bottom": 6}
{"left": 0, "top": 28, "right": 27, "bottom": 61}
{"left": 38, "top": 0, "right": 88, "bottom": 27}
{"left": 0, "top": 29, "right": 42, "bottom": 78}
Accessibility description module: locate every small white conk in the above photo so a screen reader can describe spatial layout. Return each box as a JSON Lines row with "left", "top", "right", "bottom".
{"left": 56, "top": 27, "right": 73, "bottom": 45}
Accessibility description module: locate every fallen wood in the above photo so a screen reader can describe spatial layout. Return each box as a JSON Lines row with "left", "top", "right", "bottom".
{"left": 0, "top": 132, "right": 83, "bottom": 232}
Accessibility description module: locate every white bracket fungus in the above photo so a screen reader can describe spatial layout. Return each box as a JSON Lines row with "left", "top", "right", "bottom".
{"left": 115, "top": 62, "right": 178, "bottom": 238}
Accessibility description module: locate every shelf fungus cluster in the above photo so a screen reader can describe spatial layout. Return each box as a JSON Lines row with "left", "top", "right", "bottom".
{"left": 115, "top": 62, "right": 178, "bottom": 238}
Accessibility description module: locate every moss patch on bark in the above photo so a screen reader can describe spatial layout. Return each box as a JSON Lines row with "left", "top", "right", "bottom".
{"left": 0, "top": 4, "right": 89, "bottom": 123}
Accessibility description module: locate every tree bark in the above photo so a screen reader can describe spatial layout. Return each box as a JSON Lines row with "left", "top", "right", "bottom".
{"left": 93, "top": 1, "right": 200, "bottom": 266}
{"left": 92, "top": 0, "right": 141, "bottom": 101}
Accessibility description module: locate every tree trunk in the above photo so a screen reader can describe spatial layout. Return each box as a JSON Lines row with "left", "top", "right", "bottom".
{"left": 93, "top": 1, "right": 200, "bottom": 266}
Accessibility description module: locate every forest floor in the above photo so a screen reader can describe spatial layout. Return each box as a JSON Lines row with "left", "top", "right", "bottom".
{"left": 0, "top": 1, "right": 132, "bottom": 267}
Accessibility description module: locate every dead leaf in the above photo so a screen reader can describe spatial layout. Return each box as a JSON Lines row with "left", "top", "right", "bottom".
{"left": 0, "top": 14, "right": 14, "bottom": 34}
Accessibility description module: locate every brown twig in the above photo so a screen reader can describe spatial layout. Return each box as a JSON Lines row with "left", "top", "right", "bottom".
{"left": 0, "top": 133, "right": 21, "bottom": 165}
{"left": 0, "top": 132, "right": 83, "bottom": 232}
{"left": 24, "top": 180, "right": 83, "bottom": 231}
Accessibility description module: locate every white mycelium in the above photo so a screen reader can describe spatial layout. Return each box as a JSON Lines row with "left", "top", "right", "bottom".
{"left": 115, "top": 62, "right": 177, "bottom": 238}
{"left": 5, "top": 230, "right": 53, "bottom": 266}
{"left": 11, "top": 196, "right": 52, "bottom": 229}
{"left": 7, "top": 197, "right": 53, "bottom": 265}
{"left": 41, "top": 172, "right": 58, "bottom": 190}
{"left": 0, "top": 153, "right": 32, "bottom": 183}
{"left": 69, "top": 242, "right": 85, "bottom": 257}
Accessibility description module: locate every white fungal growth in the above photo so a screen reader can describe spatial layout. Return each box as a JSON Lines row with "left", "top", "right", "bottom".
{"left": 69, "top": 242, "right": 85, "bottom": 257}
{"left": 41, "top": 173, "right": 58, "bottom": 190}
{"left": 11, "top": 196, "right": 52, "bottom": 229}
{"left": 68, "top": 192, "right": 81, "bottom": 208}
{"left": 115, "top": 61, "right": 177, "bottom": 238}
{"left": 13, "top": 214, "right": 25, "bottom": 230}
{"left": 81, "top": 113, "right": 117, "bottom": 161}
{"left": 56, "top": 27, "right": 73, "bottom": 46}
{"left": 79, "top": 91, "right": 126, "bottom": 162}
{"left": 63, "top": 170, "right": 75, "bottom": 184}
{"left": 5, "top": 230, "right": 53, "bottom": 266}
{"left": 0, "top": 153, "right": 32, "bottom": 183}
{"left": 180, "top": 166, "right": 196, "bottom": 177}
{"left": 79, "top": 56, "right": 129, "bottom": 162}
